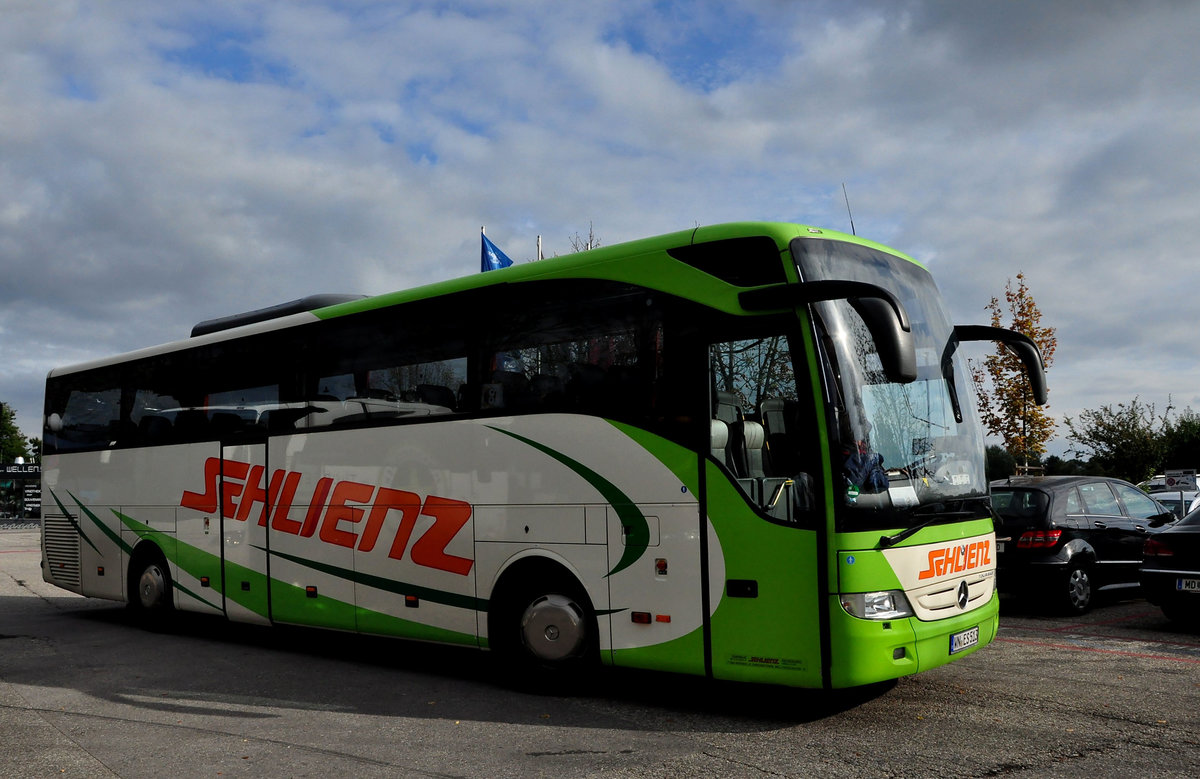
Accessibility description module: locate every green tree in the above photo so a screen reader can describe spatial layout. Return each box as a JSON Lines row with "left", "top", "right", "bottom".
{"left": 1063, "top": 397, "right": 1168, "bottom": 483}
{"left": 0, "top": 402, "right": 30, "bottom": 462}
{"left": 1162, "top": 408, "right": 1200, "bottom": 470}
{"left": 1043, "top": 455, "right": 1095, "bottom": 476}
{"left": 985, "top": 444, "right": 1016, "bottom": 482}
{"left": 971, "top": 273, "right": 1057, "bottom": 466}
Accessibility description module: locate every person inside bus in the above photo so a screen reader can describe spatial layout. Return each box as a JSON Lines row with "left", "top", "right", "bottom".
{"left": 840, "top": 416, "right": 888, "bottom": 502}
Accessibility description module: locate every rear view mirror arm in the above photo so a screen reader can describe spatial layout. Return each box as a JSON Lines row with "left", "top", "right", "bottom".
{"left": 740, "top": 281, "right": 917, "bottom": 383}
{"left": 954, "top": 325, "right": 1048, "bottom": 406}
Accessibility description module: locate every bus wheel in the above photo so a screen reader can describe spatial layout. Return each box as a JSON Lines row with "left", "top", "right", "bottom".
{"left": 128, "top": 549, "right": 175, "bottom": 627}
{"left": 493, "top": 572, "right": 596, "bottom": 687}
{"left": 520, "top": 593, "right": 588, "bottom": 663}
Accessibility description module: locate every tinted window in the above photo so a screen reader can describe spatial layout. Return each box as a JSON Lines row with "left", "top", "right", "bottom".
{"left": 1064, "top": 487, "right": 1082, "bottom": 514}
{"left": 1113, "top": 483, "right": 1164, "bottom": 519}
{"left": 51, "top": 387, "right": 120, "bottom": 451}
{"left": 992, "top": 489, "right": 1049, "bottom": 519}
{"left": 44, "top": 280, "right": 677, "bottom": 451}
{"left": 1079, "top": 482, "right": 1121, "bottom": 515}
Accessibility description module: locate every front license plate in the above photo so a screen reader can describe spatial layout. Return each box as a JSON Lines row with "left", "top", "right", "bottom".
{"left": 1176, "top": 577, "right": 1200, "bottom": 592}
{"left": 949, "top": 626, "right": 979, "bottom": 655}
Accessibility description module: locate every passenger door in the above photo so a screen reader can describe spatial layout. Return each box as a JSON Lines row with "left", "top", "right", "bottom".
{"left": 1113, "top": 483, "right": 1168, "bottom": 572}
{"left": 1076, "top": 481, "right": 1131, "bottom": 574}
{"left": 220, "top": 440, "right": 272, "bottom": 625}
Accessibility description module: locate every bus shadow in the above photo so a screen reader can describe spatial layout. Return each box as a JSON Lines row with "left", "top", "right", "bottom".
{"left": 57, "top": 605, "right": 895, "bottom": 731}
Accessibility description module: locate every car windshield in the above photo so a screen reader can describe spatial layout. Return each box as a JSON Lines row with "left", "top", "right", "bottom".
{"left": 793, "top": 236, "right": 988, "bottom": 531}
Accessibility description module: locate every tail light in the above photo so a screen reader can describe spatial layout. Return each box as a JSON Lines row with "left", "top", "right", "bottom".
{"left": 1143, "top": 537, "right": 1174, "bottom": 557}
{"left": 1016, "top": 529, "right": 1062, "bottom": 549}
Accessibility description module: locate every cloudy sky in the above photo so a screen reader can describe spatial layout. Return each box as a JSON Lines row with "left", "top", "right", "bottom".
{"left": 3, "top": 0, "right": 1199, "bottom": 457}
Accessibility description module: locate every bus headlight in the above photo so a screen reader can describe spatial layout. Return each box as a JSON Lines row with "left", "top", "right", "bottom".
{"left": 840, "top": 590, "right": 914, "bottom": 620}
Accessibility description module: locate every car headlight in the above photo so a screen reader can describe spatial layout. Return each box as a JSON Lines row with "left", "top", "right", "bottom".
{"left": 840, "top": 590, "right": 914, "bottom": 620}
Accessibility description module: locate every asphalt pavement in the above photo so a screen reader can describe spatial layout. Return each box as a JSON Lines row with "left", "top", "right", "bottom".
{"left": 2, "top": 528, "right": 1198, "bottom": 778}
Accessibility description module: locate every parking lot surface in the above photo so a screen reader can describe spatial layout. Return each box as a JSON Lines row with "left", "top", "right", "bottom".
{"left": 2, "top": 529, "right": 1197, "bottom": 778}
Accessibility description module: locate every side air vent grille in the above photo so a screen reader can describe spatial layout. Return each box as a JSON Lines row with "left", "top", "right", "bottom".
{"left": 42, "top": 512, "right": 82, "bottom": 588}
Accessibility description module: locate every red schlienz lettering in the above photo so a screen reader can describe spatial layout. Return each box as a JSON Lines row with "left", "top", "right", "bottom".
{"left": 411, "top": 495, "right": 474, "bottom": 576}
{"left": 179, "top": 458, "right": 475, "bottom": 576}
{"left": 917, "top": 540, "right": 992, "bottom": 580}
{"left": 319, "top": 480, "right": 374, "bottom": 549}
{"left": 180, "top": 457, "right": 222, "bottom": 513}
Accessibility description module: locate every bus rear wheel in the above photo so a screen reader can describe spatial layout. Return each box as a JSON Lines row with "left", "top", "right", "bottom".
{"left": 520, "top": 592, "right": 588, "bottom": 663}
{"left": 128, "top": 549, "right": 175, "bottom": 628}
{"left": 492, "top": 570, "right": 597, "bottom": 688}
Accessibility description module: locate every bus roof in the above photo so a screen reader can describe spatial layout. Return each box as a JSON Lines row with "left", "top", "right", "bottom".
{"left": 47, "top": 221, "right": 919, "bottom": 378}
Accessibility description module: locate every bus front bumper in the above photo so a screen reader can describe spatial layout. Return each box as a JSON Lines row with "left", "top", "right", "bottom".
{"left": 826, "top": 591, "right": 999, "bottom": 688}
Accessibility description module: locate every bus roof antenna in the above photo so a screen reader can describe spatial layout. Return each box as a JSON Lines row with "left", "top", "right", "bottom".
{"left": 842, "top": 182, "right": 856, "bottom": 236}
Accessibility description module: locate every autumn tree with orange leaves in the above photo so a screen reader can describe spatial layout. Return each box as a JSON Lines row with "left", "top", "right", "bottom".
{"left": 971, "top": 273, "right": 1057, "bottom": 466}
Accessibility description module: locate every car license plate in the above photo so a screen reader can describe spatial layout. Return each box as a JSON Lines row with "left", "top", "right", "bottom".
{"left": 949, "top": 626, "right": 979, "bottom": 655}
{"left": 1176, "top": 577, "right": 1200, "bottom": 592}
{"left": 996, "top": 541, "right": 1006, "bottom": 553}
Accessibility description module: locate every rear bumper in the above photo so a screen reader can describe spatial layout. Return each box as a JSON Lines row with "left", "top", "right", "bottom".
{"left": 1140, "top": 567, "right": 1200, "bottom": 606}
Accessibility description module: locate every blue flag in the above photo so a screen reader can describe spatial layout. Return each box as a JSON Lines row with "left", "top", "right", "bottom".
{"left": 481, "top": 233, "right": 514, "bottom": 272}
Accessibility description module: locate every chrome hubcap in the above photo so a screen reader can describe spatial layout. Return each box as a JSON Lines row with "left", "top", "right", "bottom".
{"left": 138, "top": 564, "right": 166, "bottom": 609}
{"left": 520, "top": 594, "right": 585, "bottom": 662}
{"left": 1067, "top": 568, "right": 1090, "bottom": 608}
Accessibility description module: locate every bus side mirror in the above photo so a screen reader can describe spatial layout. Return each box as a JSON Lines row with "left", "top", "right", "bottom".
{"left": 954, "top": 325, "right": 1048, "bottom": 406}
{"left": 739, "top": 280, "right": 917, "bottom": 384}
{"left": 846, "top": 295, "right": 917, "bottom": 384}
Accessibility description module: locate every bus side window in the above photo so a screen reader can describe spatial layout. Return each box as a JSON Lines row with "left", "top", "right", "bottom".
{"left": 130, "top": 388, "right": 181, "bottom": 446}
{"left": 52, "top": 387, "right": 121, "bottom": 451}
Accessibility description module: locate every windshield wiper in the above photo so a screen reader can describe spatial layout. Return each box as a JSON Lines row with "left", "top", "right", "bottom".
{"left": 878, "top": 503, "right": 975, "bottom": 548}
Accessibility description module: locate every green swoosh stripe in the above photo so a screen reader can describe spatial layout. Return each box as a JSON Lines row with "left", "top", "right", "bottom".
{"left": 48, "top": 489, "right": 104, "bottom": 556}
{"left": 258, "top": 545, "right": 488, "bottom": 612}
{"left": 485, "top": 425, "right": 650, "bottom": 577}
{"left": 110, "top": 511, "right": 225, "bottom": 614}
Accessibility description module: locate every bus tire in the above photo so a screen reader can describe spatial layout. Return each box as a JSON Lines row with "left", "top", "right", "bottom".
{"left": 490, "top": 565, "right": 596, "bottom": 688}
{"left": 128, "top": 547, "right": 175, "bottom": 628}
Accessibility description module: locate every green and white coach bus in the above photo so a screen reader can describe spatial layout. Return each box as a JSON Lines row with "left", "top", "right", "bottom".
{"left": 41, "top": 221, "right": 1045, "bottom": 689}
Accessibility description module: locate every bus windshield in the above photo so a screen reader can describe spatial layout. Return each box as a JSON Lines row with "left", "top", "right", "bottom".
{"left": 793, "top": 237, "right": 987, "bottom": 530}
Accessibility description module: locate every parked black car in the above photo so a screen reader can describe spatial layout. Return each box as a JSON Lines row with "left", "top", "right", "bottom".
{"left": 1140, "top": 507, "right": 1200, "bottom": 624}
{"left": 991, "top": 476, "right": 1174, "bottom": 614}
